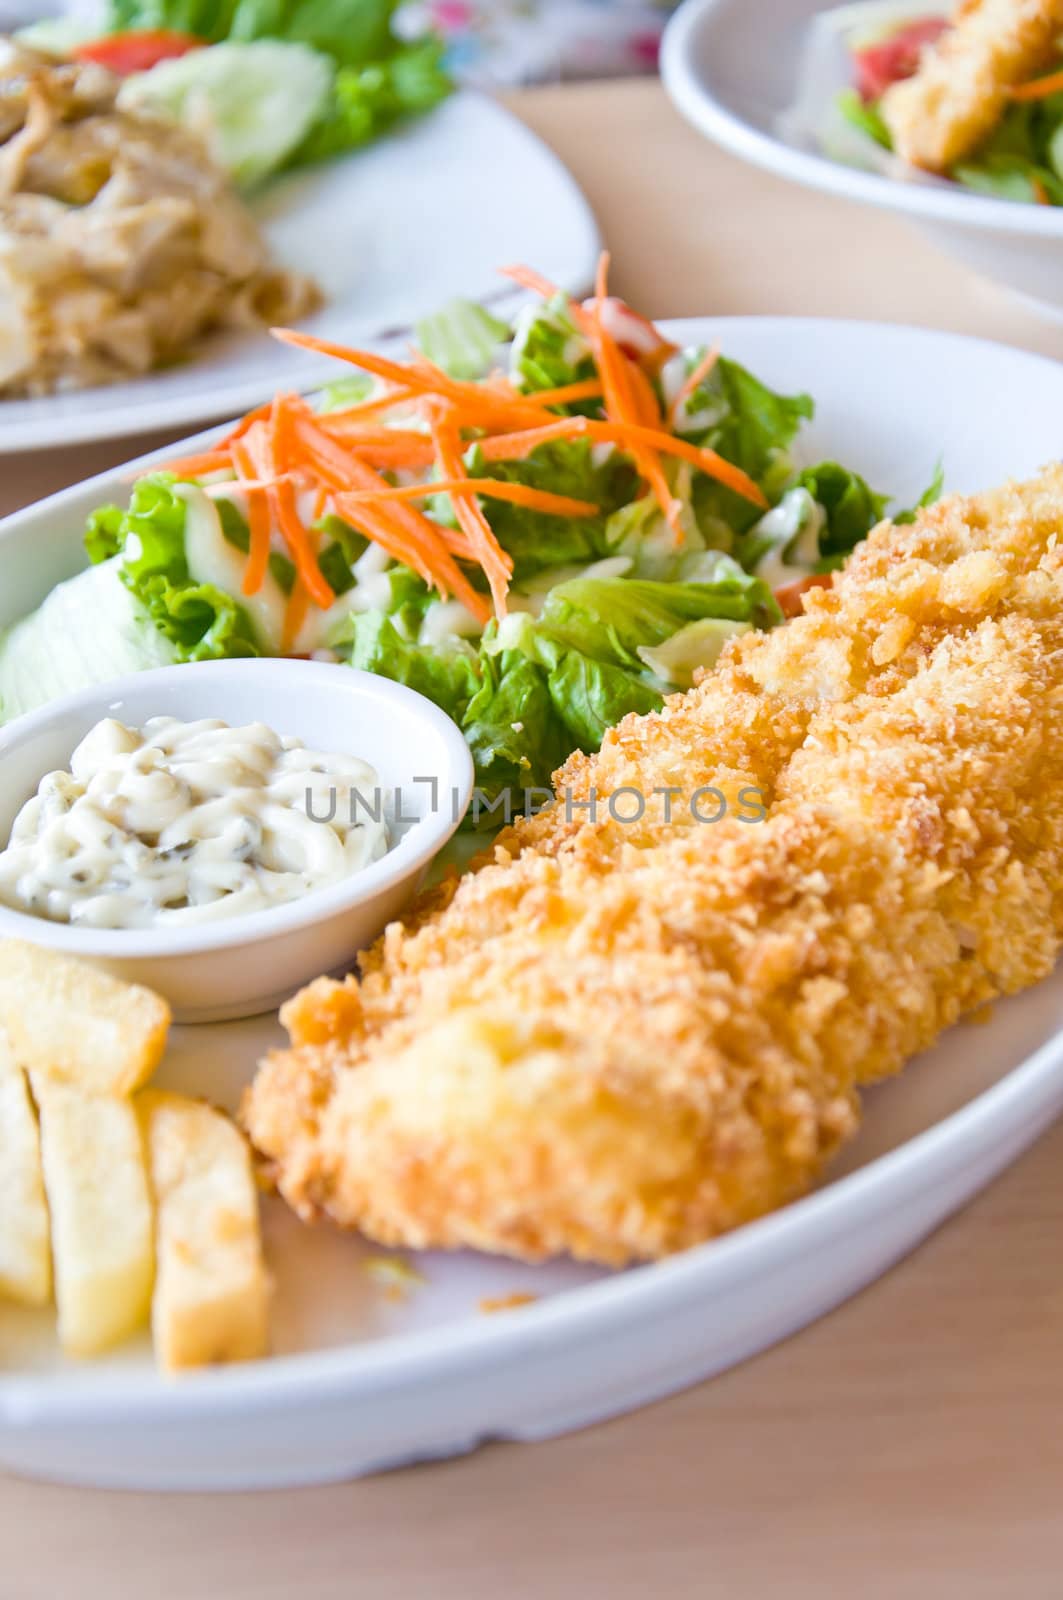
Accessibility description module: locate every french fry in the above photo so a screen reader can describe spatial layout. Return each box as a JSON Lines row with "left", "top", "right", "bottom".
{"left": 32, "top": 1075, "right": 153, "bottom": 1355}
{"left": 0, "top": 940, "right": 170, "bottom": 1095}
{"left": 139, "top": 1091, "right": 269, "bottom": 1372}
{"left": 0, "top": 1031, "right": 51, "bottom": 1307}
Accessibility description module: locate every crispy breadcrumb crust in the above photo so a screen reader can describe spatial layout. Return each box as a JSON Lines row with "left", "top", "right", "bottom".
{"left": 243, "top": 468, "right": 1063, "bottom": 1266}
{"left": 881, "top": 0, "right": 1063, "bottom": 171}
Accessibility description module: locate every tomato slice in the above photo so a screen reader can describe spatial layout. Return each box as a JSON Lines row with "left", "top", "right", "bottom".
{"left": 774, "top": 573, "right": 833, "bottom": 618}
{"left": 854, "top": 17, "right": 949, "bottom": 101}
{"left": 74, "top": 30, "right": 204, "bottom": 77}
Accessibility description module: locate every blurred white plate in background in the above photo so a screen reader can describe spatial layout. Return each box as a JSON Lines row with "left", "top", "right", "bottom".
{"left": 662, "top": 0, "right": 1063, "bottom": 317}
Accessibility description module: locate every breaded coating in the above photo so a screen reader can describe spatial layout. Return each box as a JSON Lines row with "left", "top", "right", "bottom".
{"left": 881, "top": 0, "right": 1063, "bottom": 170}
{"left": 243, "top": 469, "right": 1063, "bottom": 1266}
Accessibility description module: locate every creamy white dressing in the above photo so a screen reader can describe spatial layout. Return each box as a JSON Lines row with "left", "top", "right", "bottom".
{"left": 751, "top": 488, "right": 827, "bottom": 589}
{"left": 660, "top": 350, "right": 728, "bottom": 436}
{"left": 0, "top": 716, "right": 390, "bottom": 930}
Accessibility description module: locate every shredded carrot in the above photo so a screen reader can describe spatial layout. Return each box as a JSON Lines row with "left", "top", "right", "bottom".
{"left": 431, "top": 411, "right": 513, "bottom": 616}
{"left": 281, "top": 579, "right": 312, "bottom": 654}
{"left": 168, "top": 269, "right": 777, "bottom": 634}
{"left": 341, "top": 477, "right": 599, "bottom": 518}
{"left": 525, "top": 377, "right": 603, "bottom": 407}
{"left": 587, "top": 420, "right": 767, "bottom": 507}
{"left": 293, "top": 413, "right": 492, "bottom": 622}
{"left": 498, "top": 264, "right": 565, "bottom": 300}
{"left": 215, "top": 402, "right": 273, "bottom": 450}
{"left": 589, "top": 252, "right": 683, "bottom": 540}
{"left": 273, "top": 477, "right": 334, "bottom": 610}
{"left": 626, "top": 358, "right": 663, "bottom": 427}
{"left": 323, "top": 385, "right": 419, "bottom": 422}
{"left": 478, "top": 417, "right": 592, "bottom": 460}
{"left": 482, "top": 413, "right": 764, "bottom": 506}
{"left": 156, "top": 449, "right": 234, "bottom": 479}
{"left": 669, "top": 343, "right": 720, "bottom": 426}
{"left": 231, "top": 438, "right": 272, "bottom": 597}
{"left": 1009, "top": 67, "right": 1063, "bottom": 100}
{"left": 273, "top": 328, "right": 549, "bottom": 431}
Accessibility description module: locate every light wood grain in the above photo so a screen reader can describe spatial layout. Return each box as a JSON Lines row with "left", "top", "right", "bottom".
{"left": 4, "top": 77, "right": 1063, "bottom": 1595}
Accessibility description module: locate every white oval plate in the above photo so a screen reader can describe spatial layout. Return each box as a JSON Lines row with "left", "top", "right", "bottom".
{"left": 0, "top": 90, "right": 600, "bottom": 454}
{"left": 2, "top": 318, "right": 1063, "bottom": 1491}
{"left": 662, "top": 0, "right": 1063, "bottom": 314}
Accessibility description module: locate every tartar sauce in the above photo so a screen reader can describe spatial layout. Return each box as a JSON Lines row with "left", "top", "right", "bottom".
{"left": 0, "top": 717, "right": 390, "bottom": 930}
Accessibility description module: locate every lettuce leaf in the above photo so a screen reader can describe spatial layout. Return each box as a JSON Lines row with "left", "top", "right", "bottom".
{"left": 0, "top": 562, "right": 180, "bottom": 726}
{"left": 894, "top": 461, "right": 945, "bottom": 525}
{"left": 107, "top": 0, "right": 396, "bottom": 64}
{"left": 793, "top": 461, "right": 888, "bottom": 558}
{"left": 416, "top": 300, "right": 510, "bottom": 381}
{"left": 291, "top": 36, "right": 451, "bottom": 167}
{"left": 836, "top": 87, "right": 892, "bottom": 149}
{"left": 105, "top": 0, "right": 451, "bottom": 172}
{"left": 467, "top": 439, "right": 637, "bottom": 582}
{"left": 86, "top": 475, "right": 260, "bottom": 662}
{"left": 530, "top": 573, "right": 779, "bottom": 670}
{"left": 461, "top": 649, "right": 571, "bottom": 803}
{"left": 676, "top": 354, "right": 814, "bottom": 533}
{"left": 510, "top": 295, "right": 595, "bottom": 395}
{"left": 345, "top": 611, "right": 480, "bottom": 724}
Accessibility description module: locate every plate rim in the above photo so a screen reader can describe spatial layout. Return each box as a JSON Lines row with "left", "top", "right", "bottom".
{"left": 662, "top": 0, "right": 1063, "bottom": 237}
{"left": 4, "top": 312, "right": 1063, "bottom": 1432}
{"left": 0, "top": 88, "right": 602, "bottom": 455}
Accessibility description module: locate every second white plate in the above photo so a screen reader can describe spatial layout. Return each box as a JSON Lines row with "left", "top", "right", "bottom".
{"left": 1, "top": 90, "right": 600, "bottom": 454}
{"left": 662, "top": 0, "right": 1063, "bottom": 313}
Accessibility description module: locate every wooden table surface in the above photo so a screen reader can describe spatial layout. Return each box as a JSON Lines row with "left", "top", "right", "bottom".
{"left": 5, "top": 78, "right": 1063, "bottom": 1598}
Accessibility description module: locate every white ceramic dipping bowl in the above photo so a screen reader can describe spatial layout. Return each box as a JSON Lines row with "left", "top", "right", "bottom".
{"left": 0, "top": 660, "right": 474, "bottom": 1023}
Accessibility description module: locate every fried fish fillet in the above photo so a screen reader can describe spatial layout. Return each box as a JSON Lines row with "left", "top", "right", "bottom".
{"left": 881, "top": 0, "right": 1063, "bottom": 171}
{"left": 243, "top": 469, "right": 1063, "bottom": 1265}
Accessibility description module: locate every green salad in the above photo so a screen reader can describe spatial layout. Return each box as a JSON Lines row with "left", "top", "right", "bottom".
{"left": 0, "top": 277, "right": 940, "bottom": 820}
{"left": 18, "top": 0, "right": 451, "bottom": 187}
{"left": 838, "top": 8, "right": 1063, "bottom": 204}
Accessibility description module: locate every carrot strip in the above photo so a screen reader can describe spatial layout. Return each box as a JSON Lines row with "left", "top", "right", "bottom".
{"left": 316, "top": 423, "right": 436, "bottom": 451}
{"left": 431, "top": 413, "right": 513, "bottom": 616}
{"left": 281, "top": 580, "right": 312, "bottom": 654}
{"left": 625, "top": 359, "right": 663, "bottom": 427}
{"left": 273, "top": 328, "right": 547, "bottom": 429}
{"left": 669, "top": 344, "right": 720, "bottom": 426}
{"left": 215, "top": 402, "right": 273, "bottom": 450}
{"left": 524, "top": 378, "right": 603, "bottom": 407}
{"left": 293, "top": 414, "right": 491, "bottom": 623}
{"left": 155, "top": 449, "right": 234, "bottom": 479}
{"left": 273, "top": 478, "right": 334, "bottom": 610}
{"left": 231, "top": 439, "right": 272, "bottom": 597}
{"left": 590, "top": 252, "right": 683, "bottom": 540}
{"left": 498, "top": 264, "right": 565, "bottom": 300}
{"left": 478, "top": 417, "right": 592, "bottom": 460}
{"left": 589, "top": 421, "right": 767, "bottom": 508}
{"left": 1009, "top": 67, "right": 1063, "bottom": 100}
{"left": 323, "top": 386, "right": 419, "bottom": 422}
{"left": 341, "top": 478, "right": 599, "bottom": 518}
{"left": 481, "top": 414, "right": 766, "bottom": 506}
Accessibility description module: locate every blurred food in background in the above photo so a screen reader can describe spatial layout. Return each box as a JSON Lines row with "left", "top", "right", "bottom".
{"left": 0, "top": 39, "right": 319, "bottom": 395}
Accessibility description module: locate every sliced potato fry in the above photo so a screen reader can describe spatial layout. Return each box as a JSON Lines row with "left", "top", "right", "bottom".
{"left": 0, "top": 940, "right": 170, "bottom": 1095}
{"left": 139, "top": 1090, "right": 269, "bottom": 1372}
{"left": 32, "top": 1074, "right": 153, "bottom": 1356}
{"left": 0, "top": 1031, "right": 51, "bottom": 1307}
